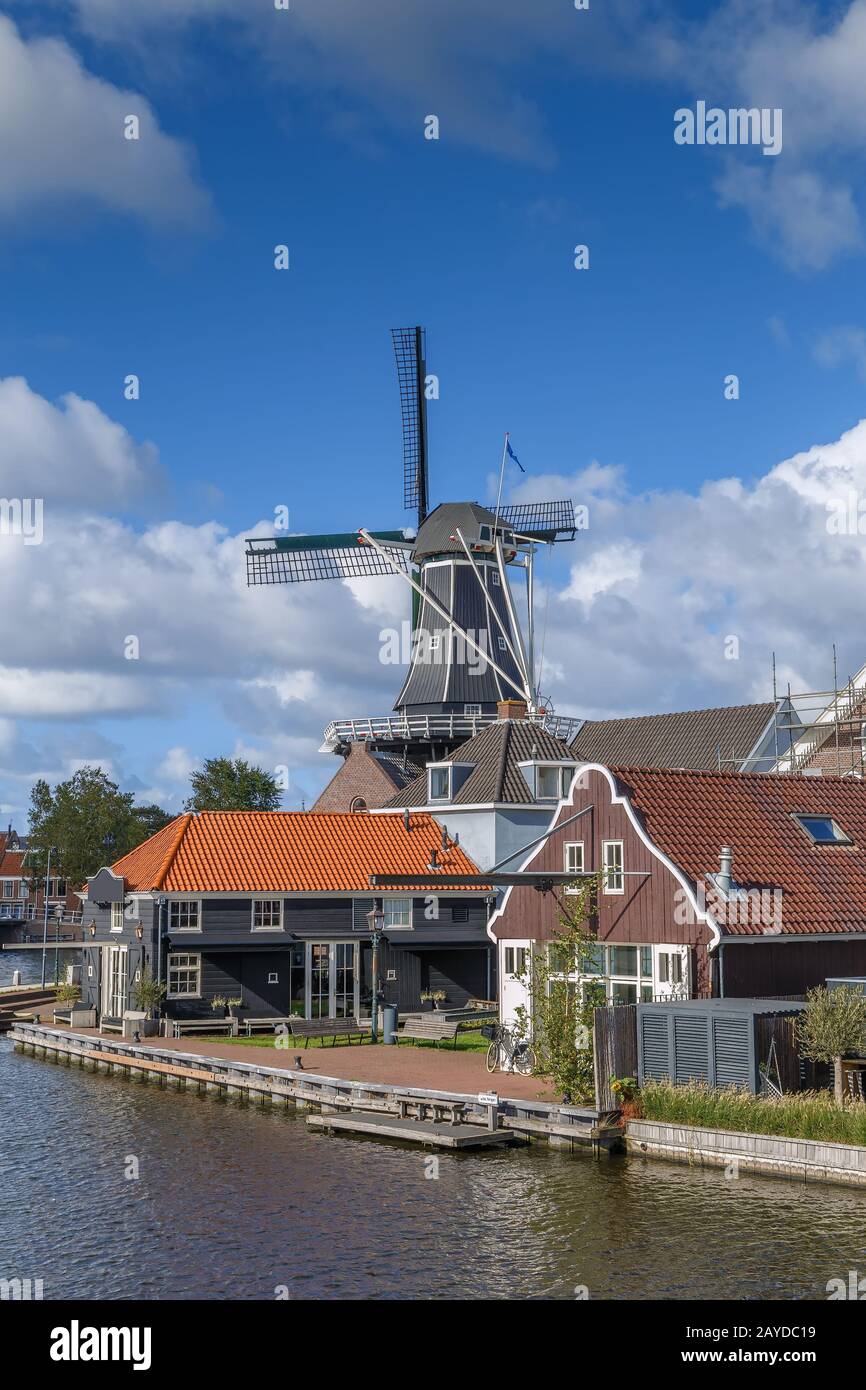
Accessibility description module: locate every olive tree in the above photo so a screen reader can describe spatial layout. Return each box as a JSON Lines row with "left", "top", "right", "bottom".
{"left": 795, "top": 986, "right": 866, "bottom": 1106}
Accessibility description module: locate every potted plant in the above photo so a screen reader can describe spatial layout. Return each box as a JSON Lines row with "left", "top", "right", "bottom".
{"left": 130, "top": 970, "right": 167, "bottom": 1037}
{"left": 210, "top": 994, "right": 228, "bottom": 1017}
{"left": 227, "top": 996, "right": 245, "bottom": 1019}
{"left": 55, "top": 982, "right": 81, "bottom": 1006}
{"left": 610, "top": 1075, "right": 641, "bottom": 1119}
{"left": 431, "top": 990, "right": 447, "bottom": 1011}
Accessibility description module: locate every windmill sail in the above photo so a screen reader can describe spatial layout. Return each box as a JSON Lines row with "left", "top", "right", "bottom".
{"left": 245, "top": 532, "right": 412, "bottom": 585}
{"left": 496, "top": 500, "right": 577, "bottom": 543}
{"left": 391, "top": 326, "right": 429, "bottom": 527}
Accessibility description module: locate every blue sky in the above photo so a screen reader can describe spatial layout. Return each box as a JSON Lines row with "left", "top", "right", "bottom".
{"left": 3, "top": 0, "right": 866, "bottom": 821}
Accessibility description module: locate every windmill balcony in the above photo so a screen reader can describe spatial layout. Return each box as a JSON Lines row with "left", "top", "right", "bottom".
{"left": 320, "top": 709, "right": 582, "bottom": 752}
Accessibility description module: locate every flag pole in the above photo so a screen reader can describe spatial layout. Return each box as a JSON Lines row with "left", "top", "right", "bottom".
{"left": 493, "top": 432, "right": 509, "bottom": 530}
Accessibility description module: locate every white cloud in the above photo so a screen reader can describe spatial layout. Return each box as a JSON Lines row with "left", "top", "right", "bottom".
{"left": 541, "top": 420, "right": 866, "bottom": 720}
{"left": 154, "top": 745, "right": 199, "bottom": 784}
{"left": 0, "top": 14, "right": 211, "bottom": 226}
{"left": 0, "top": 376, "right": 160, "bottom": 507}
{"left": 813, "top": 326, "right": 866, "bottom": 382}
{"left": 716, "top": 164, "right": 862, "bottom": 271}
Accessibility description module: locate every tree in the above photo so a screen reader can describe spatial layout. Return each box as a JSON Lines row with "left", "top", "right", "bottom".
{"left": 795, "top": 985, "right": 866, "bottom": 1106}
{"left": 131, "top": 804, "right": 174, "bottom": 841}
{"left": 513, "top": 877, "right": 604, "bottom": 1103}
{"left": 184, "top": 757, "right": 282, "bottom": 812}
{"left": 27, "top": 767, "right": 141, "bottom": 891}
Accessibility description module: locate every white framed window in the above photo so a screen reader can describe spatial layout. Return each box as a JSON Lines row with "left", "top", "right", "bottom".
{"left": 167, "top": 952, "right": 201, "bottom": 999}
{"left": 497, "top": 636, "right": 507, "bottom": 652}
{"left": 428, "top": 765, "right": 451, "bottom": 800}
{"left": 429, "top": 635, "right": 441, "bottom": 651}
{"left": 252, "top": 899, "right": 283, "bottom": 931}
{"left": 489, "top": 569, "right": 500, "bottom": 586}
{"left": 658, "top": 950, "right": 683, "bottom": 985}
{"left": 564, "top": 841, "right": 584, "bottom": 892}
{"left": 268, "top": 972, "right": 279, "bottom": 985}
{"left": 504, "top": 946, "right": 527, "bottom": 976}
{"left": 536, "top": 765, "right": 563, "bottom": 800}
{"left": 2, "top": 881, "right": 13, "bottom": 899}
{"left": 169, "top": 900, "right": 201, "bottom": 932}
{"left": 602, "top": 840, "right": 624, "bottom": 894}
{"left": 383, "top": 898, "right": 411, "bottom": 930}
{"left": 464, "top": 703, "right": 482, "bottom": 716}
{"left": 110, "top": 902, "right": 124, "bottom": 933}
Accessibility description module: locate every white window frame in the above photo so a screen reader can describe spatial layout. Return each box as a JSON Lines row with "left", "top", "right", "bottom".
{"left": 383, "top": 898, "right": 412, "bottom": 931}
{"left": 504, "top": 946, "right": 527, "bottom": 977}
{"left": 428, "top": 764, "right": 452, "bottom": 801}
{"left": 110, "top": 902, "right": 124, "bottom": 933}
{"left": 602, "top": 840, "right": 624, "bottom": 894}
{"left": 497, "top": 635, "right": 507, "bottom": 652}
{"left": 167, "top": 952, "right": 202, "bottom": 999}
{"left": 168, "top": 899, "right": 202, "bottom": 933}
{"left": 251, "top": 898, "right": 284, "bottom": 932}
{"left": 2, "top": 880, "right": 13, "bottom": 899}
{"left": 464, "top": 703, "right": 482, "bottom": 716}
{"left": 428, "top": 634, "right": 441, "bottom": 652}
{"left": 563, "top": 841, "right": 584, "bottom": 893}
{"left": 489, "top": 569, "right": 501, "bottom": 586}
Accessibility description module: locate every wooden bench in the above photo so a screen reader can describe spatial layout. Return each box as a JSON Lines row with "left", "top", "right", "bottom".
{"left": 170, "top": 1018, "right": 235, "bottom": 1039}
{"left": 242, "top": 1016, "right": 295, "bottom": 1037}
{"left": 396, "top": 1096, "right": 467, "bottom": 1126}
{"left": 398, "top": 1017, "right": 461, "bottom": 1049}
{"left": 100, "top": 1016, "right": 124, "bottom": 1034}
{"left": 289, "top": 1017, "right": 365, "bottom": 1047}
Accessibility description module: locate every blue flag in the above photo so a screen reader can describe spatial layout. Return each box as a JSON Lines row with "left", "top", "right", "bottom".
{"left": 506, "top": 439, "right": 525, "bottom": 472}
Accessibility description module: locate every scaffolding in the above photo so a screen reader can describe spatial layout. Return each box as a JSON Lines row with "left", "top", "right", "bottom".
{"left": 716, "top": 649, "right": 866, "bottom": 777}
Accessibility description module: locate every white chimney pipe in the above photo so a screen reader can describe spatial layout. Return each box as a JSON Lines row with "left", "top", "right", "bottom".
{"left": 718, "top": 846, "right": 733, "bottom": 893}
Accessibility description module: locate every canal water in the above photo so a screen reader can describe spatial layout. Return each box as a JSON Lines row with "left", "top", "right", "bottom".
{"left": 2, "top": 952, "right": 865, "bottom": 1301}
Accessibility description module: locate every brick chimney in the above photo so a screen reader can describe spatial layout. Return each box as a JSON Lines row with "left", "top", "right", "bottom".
{"left": 497, "top": 698, "right": 527, "bottom": 721}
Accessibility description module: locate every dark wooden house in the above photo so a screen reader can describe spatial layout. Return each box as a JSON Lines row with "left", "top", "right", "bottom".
{"left": 77, "top": 810, "right": 491, "bottom": 1028}
{"left": 490, "top": 763, "right": 866, "bottom": 1023}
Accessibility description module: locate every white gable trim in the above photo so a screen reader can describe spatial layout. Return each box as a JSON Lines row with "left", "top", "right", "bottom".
{"left": 486, "top": 762, "right": 722, "bottom": 951}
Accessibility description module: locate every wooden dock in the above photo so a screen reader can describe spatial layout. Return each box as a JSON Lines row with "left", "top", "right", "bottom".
{"left": 307, "top": 1112, "right": 515, "bottom": 1148}
{"left": 8, "top": 1021, "right": 622, "bottom": 1156}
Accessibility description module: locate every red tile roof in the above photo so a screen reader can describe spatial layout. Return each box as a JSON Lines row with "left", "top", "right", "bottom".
{"left": 0, "top": 848, "right": 26, "bottom": 878}
{"left": 610, "top": 766, "right": 866, "bottom": 936}
{"left": 98, "top": 811, "right": 483, "bottom": 894}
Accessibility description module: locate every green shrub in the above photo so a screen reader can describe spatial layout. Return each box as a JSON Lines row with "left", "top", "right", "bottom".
{"left": 640, "top": 1079, "right": 866, "bottom": 1146}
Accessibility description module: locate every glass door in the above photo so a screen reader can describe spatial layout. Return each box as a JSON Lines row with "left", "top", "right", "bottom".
{"left": 103, "top": 944, "right": 128, "bottom": 1018}
{"left": 306, "top": 943, "right": 358, "bottom": 1019}
{"left": 309, "top": 944, "right": 330, "bottom": 1018}
{"left": 333, "top": 943, "right": 355, "bottom": 1018}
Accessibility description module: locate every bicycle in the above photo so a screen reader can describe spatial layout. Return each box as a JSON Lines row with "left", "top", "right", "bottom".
{"left": 484, "top": 1022, "right": 536, "bottom": 1075}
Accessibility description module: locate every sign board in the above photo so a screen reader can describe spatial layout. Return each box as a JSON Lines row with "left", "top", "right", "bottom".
{"left": 478, "top": 1091, "right": 499, "bottom": 1105}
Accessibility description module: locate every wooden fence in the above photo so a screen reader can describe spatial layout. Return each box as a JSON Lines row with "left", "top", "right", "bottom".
{"left": 593, "top": 1005, "right": 637, "bottom": 1110}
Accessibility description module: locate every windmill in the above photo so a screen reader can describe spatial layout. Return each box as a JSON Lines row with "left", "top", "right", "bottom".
{"left": 245, "top": 327, "right": 580, "bottom": 757}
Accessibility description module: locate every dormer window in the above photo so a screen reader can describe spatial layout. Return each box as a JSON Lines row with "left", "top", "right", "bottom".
{"left": 537, "top": 765, "right": 564, "bottom": 800}
{"left": 478, "top": 524, "right": 492, "bottom": 543}
{"left": 428, "top": 765, "right": 452, "bottom": 801}
{"left": 794, "top": 815, "right": 852, "bottom": 845}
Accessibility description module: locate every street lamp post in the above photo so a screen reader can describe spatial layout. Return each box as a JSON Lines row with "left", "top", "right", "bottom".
{"left": 365, "top": 900, "right": 386, "bottom": 1044}
{"left": 40, "top": 845, "right": 54, "bottom": 989}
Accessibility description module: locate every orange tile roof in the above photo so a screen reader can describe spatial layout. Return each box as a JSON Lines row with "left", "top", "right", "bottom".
{"left": 610, "top": 766, "right": 866, "bottom": 936}
{"left": 98, "top": 811, "right": 483, "bottom": 894}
